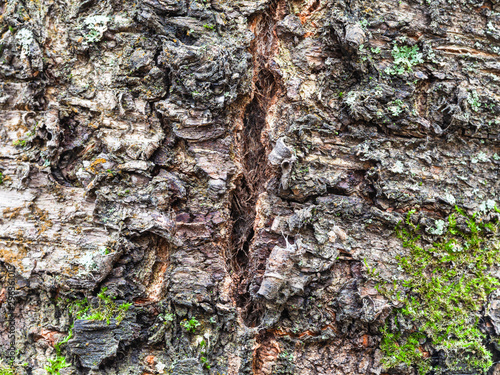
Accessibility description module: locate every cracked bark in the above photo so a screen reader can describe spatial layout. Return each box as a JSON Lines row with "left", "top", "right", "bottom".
{"left": 0, "top": 0, "right": 500, "bottom": 374}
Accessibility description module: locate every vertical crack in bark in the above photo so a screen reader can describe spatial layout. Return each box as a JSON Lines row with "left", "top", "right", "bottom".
{"left": 229, "top": 0, "right": 286, "bottom": 328}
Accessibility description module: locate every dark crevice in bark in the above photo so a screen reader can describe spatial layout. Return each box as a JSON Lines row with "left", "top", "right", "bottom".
{"left": 230, "top": 95, "right": 268, "bottom": 266}
{"left": 229, "top": 0, "right": 286, "bottom": 328}
{"left": 229, "top": 79, "right": 271, "bottom": 325}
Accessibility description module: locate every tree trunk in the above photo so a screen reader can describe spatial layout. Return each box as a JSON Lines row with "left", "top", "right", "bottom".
{"left": 1, "top": 0, "right": 500, "bottom": 374}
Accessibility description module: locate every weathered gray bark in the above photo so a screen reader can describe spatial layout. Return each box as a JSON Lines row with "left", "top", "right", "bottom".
{"left": 0, "top": 0, "right": 499, "bottom": 374}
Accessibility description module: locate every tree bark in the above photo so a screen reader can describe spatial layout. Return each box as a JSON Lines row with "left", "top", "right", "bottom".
{"left": 0, "top": 0, "right": 500, "bottom": 374}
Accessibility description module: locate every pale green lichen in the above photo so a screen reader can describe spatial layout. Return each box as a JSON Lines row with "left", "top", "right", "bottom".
{"left": 443, "top": 193, "right": 456, "bottom": 206}
{"left": 388, "top": 99, "right": 405, "bottom": 117}
{"left": 467, "top": 90, "right": 481, "bottom": 112}
{"left": 385, "top": 44, "right": 424, "bottom": 75}
{"left": 83, "top": 15, "right": 109, "bottom": 43}
{"left": 427, "top": 219, "right": 446, "bottom": 235}
{"left": 392, "top": 160, "right": 405, "bottom": 174}
{"left": 471, "top": 152, "right": 490, "bottom": 163}
{"left": 15, "top": 28, "right": 34, "bottom": 58}
{"left": 77, "top": 249, "right": 102, "bottom": 275}
{"left": 344, "top": 91, "right": 359, "bottom": 108}
{"left": 479, "top": 199, "right": 497, "bottom": 213}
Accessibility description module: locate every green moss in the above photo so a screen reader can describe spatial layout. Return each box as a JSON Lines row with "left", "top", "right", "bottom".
{"left": 378, "top": 205, "right": 500, "bottom": 374}
{"left": 200, "top": 356, "right": 211, "bottom": 369}
{"left": 44, "top": 355, "right": 70, "bottom": 375}
{"left": 180, "top": 317, "right": 200, "bottom": 333}
{"left": 12, "top": 139, "right": 26, "bottom": 147}
{"left": 68, "top": 287, "right": 132, "bottom": 325}
{"left": 380, "top": 326, "right": 429, "bottom": 374}
{"left": 0, "top": 362, "right": 15, "bottom": 375}
{"left": 46, "top": 289, "right": 133, "bottom": 374}
{"left": 44, "top": 317, "right": 72, "bottom": 374}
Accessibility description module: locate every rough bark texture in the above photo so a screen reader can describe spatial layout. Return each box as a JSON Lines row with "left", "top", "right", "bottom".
{"left": 0, "top": 0, "right": 500, "bottom": 374}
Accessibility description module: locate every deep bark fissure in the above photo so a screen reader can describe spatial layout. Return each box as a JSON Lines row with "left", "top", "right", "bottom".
{"left": 229, "top": 0, "right": 286, "bottom": 326}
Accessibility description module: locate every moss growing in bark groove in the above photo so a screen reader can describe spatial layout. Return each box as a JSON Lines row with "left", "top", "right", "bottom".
{"left": 65, "top": 287, "right": 132, "bottom": 325}
{"left": 44, "top": 324, "right": 72, "bottom": 374}
{"left": 379, "top": 205, "right": 500, "bottom": 374}
{"left": 45, "top": 289, "right": 133, "bottom": 373}
{"left": 44, "top": 354, "right": 70, "bottom": 375}
{"left": 180, "top": 317, "right": 201, "bottom": 333}
{"left": 0, "top": 361, "right": 15, "bottom": 375}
